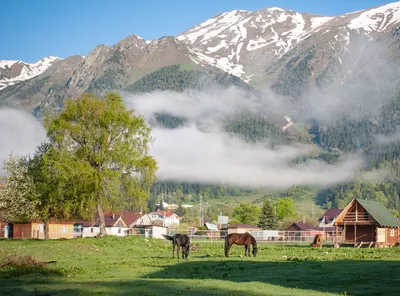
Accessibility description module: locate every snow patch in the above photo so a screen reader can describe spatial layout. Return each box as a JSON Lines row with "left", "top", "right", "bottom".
{"left": 310, "top": 16, "right": 334, "bottom": 30}
{"left": 347, "top": 2, "right": 400, "bottom": 32}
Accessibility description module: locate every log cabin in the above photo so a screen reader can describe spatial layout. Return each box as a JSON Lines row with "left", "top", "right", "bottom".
{"left": 334, "top": 198, "right": 400, "bottom": 247}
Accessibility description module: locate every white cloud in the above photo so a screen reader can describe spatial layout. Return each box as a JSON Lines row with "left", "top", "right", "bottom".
{"left": 123, "top": 87, "right": 363, "bottom": 189}
{"left": 0, "top": 108, "right": 46, "bottom": 173}
{"left": 149, "top": 125, "right": 363, "bottom": 189}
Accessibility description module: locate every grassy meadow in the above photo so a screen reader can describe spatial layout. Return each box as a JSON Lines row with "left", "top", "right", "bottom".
{"left": 1, "top": 236, "right": 400, "bottom": 295}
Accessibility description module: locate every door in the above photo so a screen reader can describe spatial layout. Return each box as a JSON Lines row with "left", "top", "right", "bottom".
{"left": 377, "top": 228, "right": 386, "bottom": 243}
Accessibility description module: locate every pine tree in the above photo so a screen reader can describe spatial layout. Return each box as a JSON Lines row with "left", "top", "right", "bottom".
{"left": 258, "top": 199, "right": 277, "bottom": 229}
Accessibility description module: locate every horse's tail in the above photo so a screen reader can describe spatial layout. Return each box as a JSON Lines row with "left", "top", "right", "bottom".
{"left": 224, "top": 235, "right": 229, "bottom": 257}
{"left": 162, "top": 234, "right": 174, "bottom": 241}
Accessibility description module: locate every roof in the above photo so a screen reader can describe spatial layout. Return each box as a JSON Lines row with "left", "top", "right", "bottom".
{"left": 228, "top": 224, "right": 261, "bottom": 229}
{"left": 82, "top": 214, "right": 127, "bottom": 227}
{"left": 118, "top": 212, "right": 142, "bottom": 226}
{"left": 14, "top": 219, "right": 75, "bottom": 225}
{"left": 150, "top": 209, "right": 179, "bottom": 218}
{"left": 318, "top": 209, "right": 343, "bottom": 222}
{"left": 288, "top": 222, "right": 315, "bottom": 231}
{"left": 355, "top": 199, "right": 400, "bottom": 228}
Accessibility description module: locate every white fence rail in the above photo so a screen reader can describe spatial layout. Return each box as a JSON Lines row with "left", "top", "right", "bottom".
{"left": 5, "top": 229, "right": 343, "bottom": 245}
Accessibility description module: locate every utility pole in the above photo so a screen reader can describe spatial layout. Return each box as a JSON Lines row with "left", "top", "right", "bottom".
{"left": 199, "top": 195, "right": 203, "bottom": 226}
{"left": 312, "top": 203, "right": 314, "bottom": 219}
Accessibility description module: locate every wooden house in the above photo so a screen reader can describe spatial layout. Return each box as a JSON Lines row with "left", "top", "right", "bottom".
{"left": 334, "top": 198, "right": 400, "bottom": 247}
{"left": 12, "top": 220, "right": 75, "bottom": 239}
{"left": 0, "top": 221, "right": 8, "bottom": 238}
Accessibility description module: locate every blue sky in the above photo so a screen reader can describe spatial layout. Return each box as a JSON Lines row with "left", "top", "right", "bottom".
{"left": 0, "top": 0, "right": 396, "bottom": 62}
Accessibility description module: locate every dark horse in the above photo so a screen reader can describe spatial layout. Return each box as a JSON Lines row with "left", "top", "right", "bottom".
{"left": 162, "top": 234, "right": 190, "bottom": 260}
{"left": 225, "top": 233, "right": 258, "bottom": 258}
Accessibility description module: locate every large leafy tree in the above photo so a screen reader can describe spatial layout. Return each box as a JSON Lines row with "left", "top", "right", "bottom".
{"left": 276, "top": 197, "right": 297, "bottom": 220}
{"left": 258, "top": 199, "right": 277, "bottom": 229}
{"left": 232, "top": 202, "right": 261, "bottom": 225}
{"left": 45, "top": 92, "right": 157, "bottom": 237}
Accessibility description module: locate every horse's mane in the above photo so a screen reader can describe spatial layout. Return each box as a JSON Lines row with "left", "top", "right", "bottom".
{"left": 251, "top": 235, "right": 257, "bottom": 249}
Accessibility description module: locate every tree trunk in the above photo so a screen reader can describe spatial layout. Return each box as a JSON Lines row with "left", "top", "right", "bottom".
{"left": 97, "top": 203, "right": 107, "bottom": 237}
{"left": 43, "top": 220, "right": 50, "bottom": 240}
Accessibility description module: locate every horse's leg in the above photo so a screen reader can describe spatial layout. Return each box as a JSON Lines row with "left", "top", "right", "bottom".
{"left": 248, "top": 243, "right": 251, "bottom": 256}
{"left": 177, "top": 245, "right": 180, "bottom": 260}
{"left": 244, "top": 244, "right": 248, "bottom": 257}
{"left": 226, "top": 243, "right": 231, "bottom": 258}
{"left": 182, "top": 246, "right": 185, "bottom": 259}
{"left": 172, "top": 243, "right": 175, "bottom": 259}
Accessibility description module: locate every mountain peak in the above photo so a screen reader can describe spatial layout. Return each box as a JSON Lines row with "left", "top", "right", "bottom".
{"left": 0, "top": 56, "right": 60, "bottom": 90}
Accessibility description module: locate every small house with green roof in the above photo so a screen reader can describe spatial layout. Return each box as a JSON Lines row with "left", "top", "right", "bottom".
{"left": 334, "top": 198, "right": 400, "bottom": 247}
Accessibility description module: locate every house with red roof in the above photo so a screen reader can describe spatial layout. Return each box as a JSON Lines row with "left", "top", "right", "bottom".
{"left": 119, "top": 211, "right": 151, "bottom": 228}
{"left": 149, "top": 209, "right": 180, "bottom": 227}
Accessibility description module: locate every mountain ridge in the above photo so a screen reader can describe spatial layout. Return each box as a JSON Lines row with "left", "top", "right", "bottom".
{"left": 1, "top": 1, "right": 400, "bottom": 111}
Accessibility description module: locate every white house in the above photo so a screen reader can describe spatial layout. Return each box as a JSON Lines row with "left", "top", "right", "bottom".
{"left": 82, "top": 214, "right": 129, "bottom": 237}
{"left": 149, "top": 209, "right": 180, "bottom": 227}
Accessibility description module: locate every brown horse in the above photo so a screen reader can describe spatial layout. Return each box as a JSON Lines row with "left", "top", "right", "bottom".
{"left": 225, "top": 233, "right": 258, "bottom": 258}
{"left": 312, "top": 234, "right": 323, "bottom": 248}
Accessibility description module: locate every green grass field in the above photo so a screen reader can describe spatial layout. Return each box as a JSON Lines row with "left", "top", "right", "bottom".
{"left": 1, "top": 236, "right": 400, "bottom": 296}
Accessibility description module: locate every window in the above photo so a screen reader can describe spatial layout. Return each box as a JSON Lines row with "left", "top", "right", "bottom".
{"left": 390, "top": 228, "right": 395, "bottom": 237}
{"left": 73, "top": 224, "right": 82, "bottom": 233}
{"left": 60, "top": 226, "right": 67, "bottom": 233}
{"left": 91, "top": 228, "right": 94, "bottom": 233}
{"left": 118, "top": 228, "right": 121, "bottom": 234}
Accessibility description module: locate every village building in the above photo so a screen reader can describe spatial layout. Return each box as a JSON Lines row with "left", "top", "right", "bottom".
{"left": 227, "top": 224, "right": 261, "bottom": 235}
{"left": 82, "top": 214, "right": 129, "bottom": 237}
{"left": 334, "top": 198, "right": 400, "bottom": 247}
{"left": 125, "top": 225, "right": 167, "bottom": 239}
{"left": 12, "top": 220, "right": 75, "bottom": 239}
{"left": 318, "top": 208, "right": 343, "bottom": 227}
{"left": 0, "top": 220, "right": 9, "bottom": 238}
{"left": 149, "top": 209, "right": 180, "bottom": 227}
{"left": 119, "top": 212, "right": 151, "bottom": 228}
{"left": 286, "top": 222, "right": 339, "bottom": 242}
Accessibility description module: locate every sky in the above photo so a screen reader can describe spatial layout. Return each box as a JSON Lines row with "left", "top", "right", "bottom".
{"left": 0, "top": 0, "right": 396, "bottom": 62}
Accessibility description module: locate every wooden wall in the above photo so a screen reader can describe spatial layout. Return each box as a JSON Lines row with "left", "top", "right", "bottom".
{"left": 386, "top": 228, "right": 399, "bottom": 245}
{"left": 344, "top": 225, "right": 375, "bottom": 242}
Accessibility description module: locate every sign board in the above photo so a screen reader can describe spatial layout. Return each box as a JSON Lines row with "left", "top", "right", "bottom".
{"left": 218, "top": 215, "right": 229, "bottom": 224}
{"left": 205, "top": 223, "right": 219, "bottom": 231}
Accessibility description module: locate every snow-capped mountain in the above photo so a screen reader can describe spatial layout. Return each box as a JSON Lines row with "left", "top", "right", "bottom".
{"left": 1, "top": 1, "right": 400, "bottom": 111}
{"left": 178, "top": 8, "right": 333, "bottom": 82}
{"left": 177, "top": 1, "right": 400, "bottom": 83}
{"left": 0, "top": 56, "right": 60, "bottom": 90}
